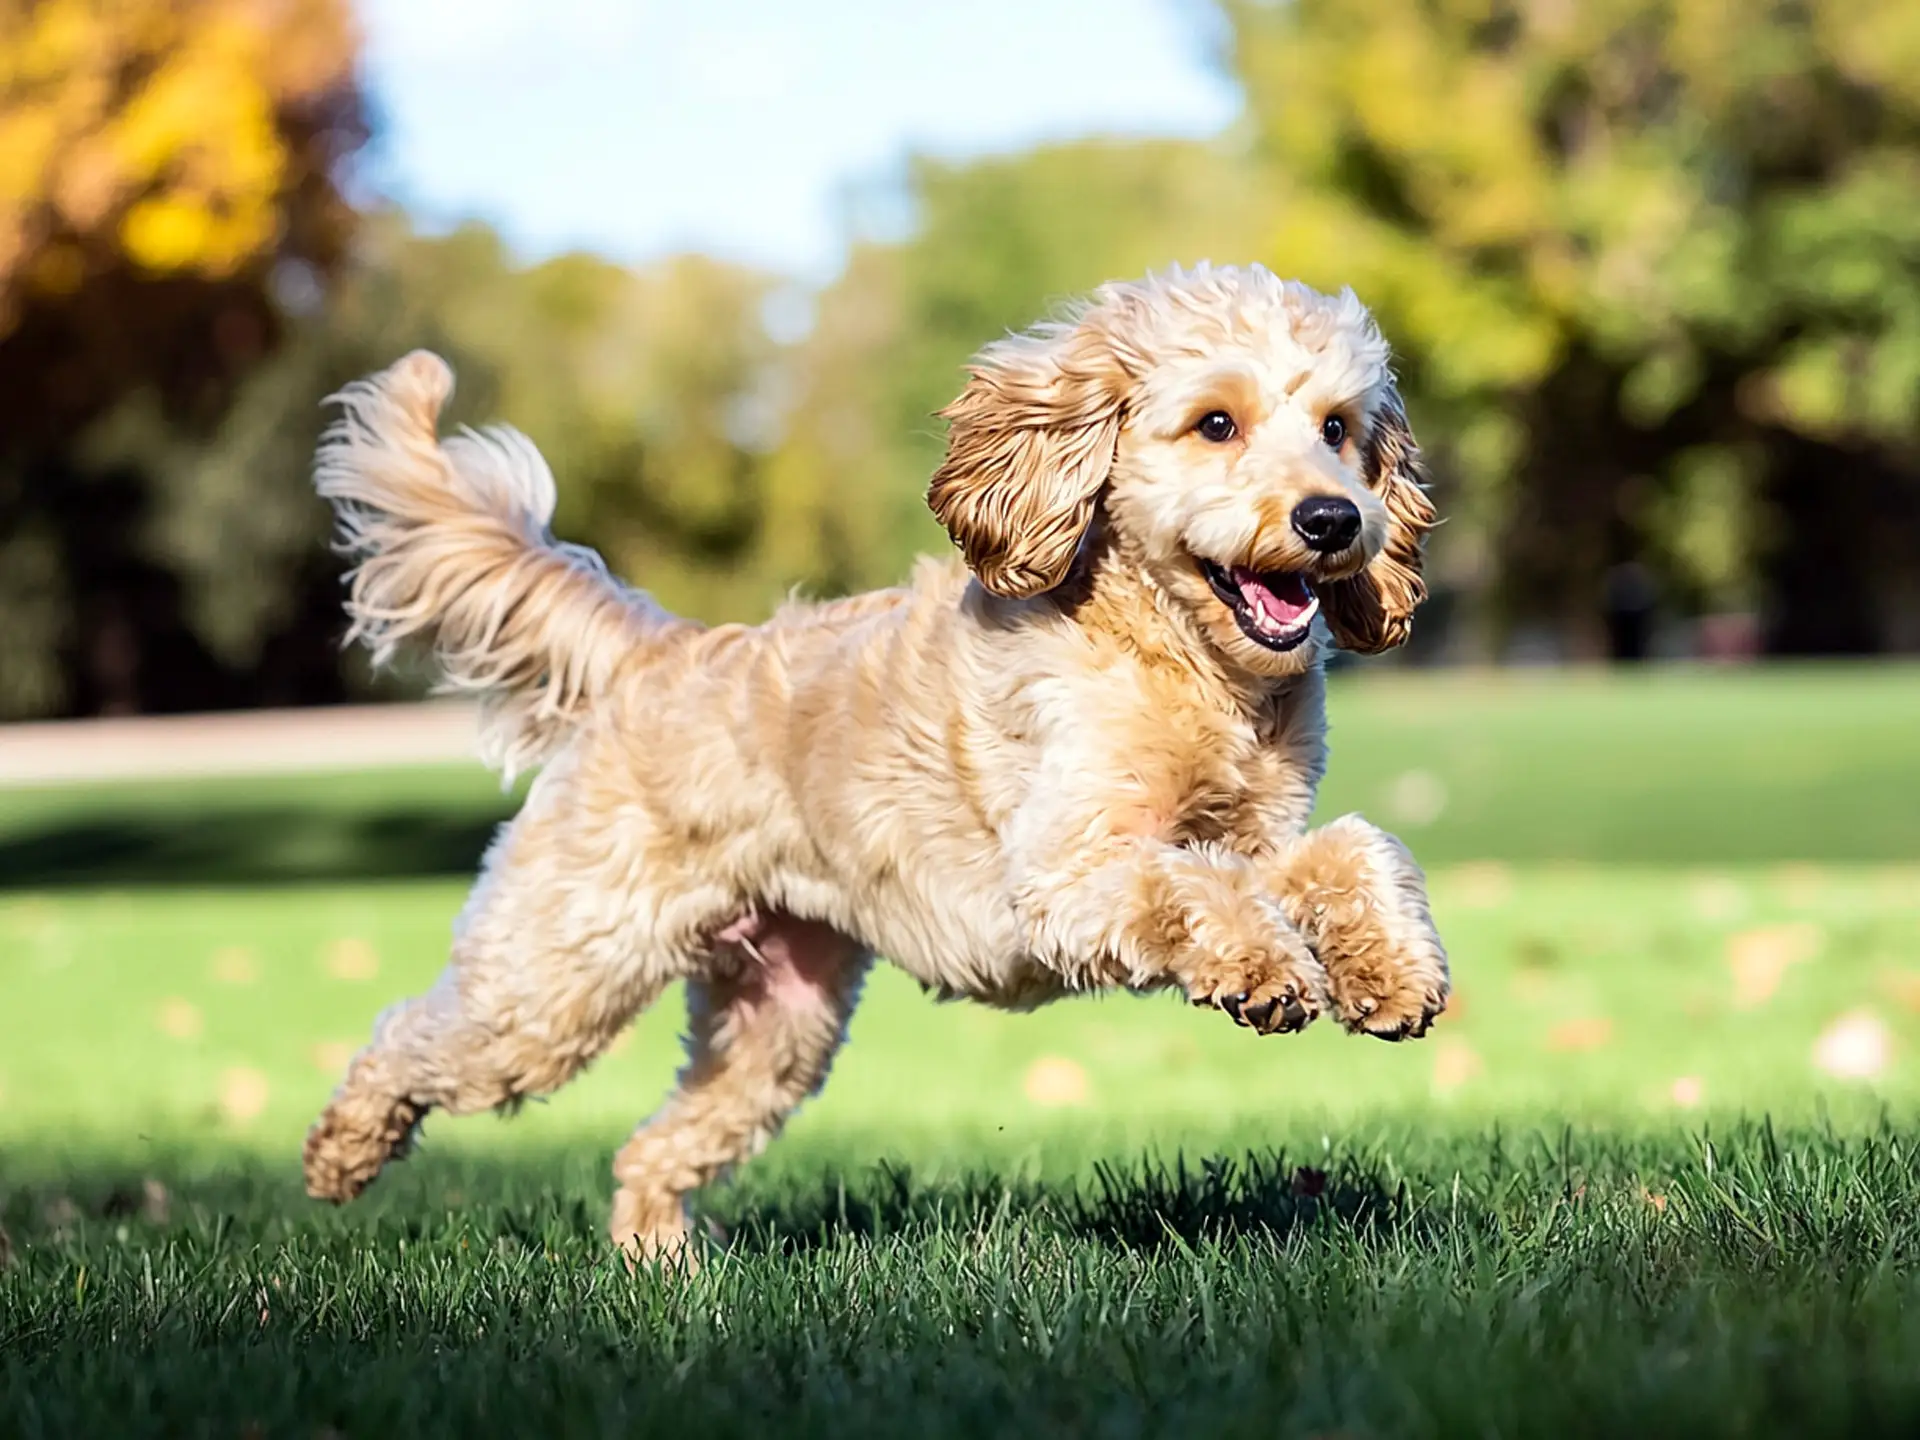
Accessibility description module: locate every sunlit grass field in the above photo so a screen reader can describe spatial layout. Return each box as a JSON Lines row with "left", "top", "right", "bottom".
{"left": 4, "top": 663, "right": 1919, "bottom": 1436}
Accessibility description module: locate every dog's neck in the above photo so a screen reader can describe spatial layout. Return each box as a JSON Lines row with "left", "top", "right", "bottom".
{"left": 1054, "top": 521, "right": 1297, "bottom": 725}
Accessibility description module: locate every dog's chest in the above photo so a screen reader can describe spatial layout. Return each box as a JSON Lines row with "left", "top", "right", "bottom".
{"left": 1156, "top": 699, "right": 1317, "bottom": 849}
{"left": 1164, "top": 747, "right": 1286, "bottom": 848}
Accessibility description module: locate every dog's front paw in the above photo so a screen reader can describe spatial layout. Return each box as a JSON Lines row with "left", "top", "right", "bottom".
{"left": 1327, "top": 961, "right": 1448, "bottom": 1042}
{"left": 1304, "top": 816, "right": 1450, "bottom": 1041}
{"left": 1182, "top": 935, "right": 1329, "bottom": 1036}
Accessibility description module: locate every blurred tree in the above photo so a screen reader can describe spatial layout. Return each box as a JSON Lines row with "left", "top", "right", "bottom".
{"left": 13, "top": 0, "right": 1912, "bottom": 722}
{"left": 468, "top": 247, "right": 781, "bottom": 622}
{"left": 1226, "top": 0, "right": 1920, "bottom": 658}
{"left": 0, "top": 0, "right": 365, "bottom": 716}
{"left": 769, "top": 137, "right": 1280, "bottom": 595}
{"left": 67, "top": 214, "right": 786, "bottom": 716}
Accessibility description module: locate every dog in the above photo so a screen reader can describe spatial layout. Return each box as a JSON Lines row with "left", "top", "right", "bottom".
{"left": 302, "top": 263, "right": 1449, "bottom": 1262}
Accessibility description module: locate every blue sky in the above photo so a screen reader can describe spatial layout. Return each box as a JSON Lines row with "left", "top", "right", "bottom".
{"left": 355, "top": 0, "right": 1241, "bottom": 282}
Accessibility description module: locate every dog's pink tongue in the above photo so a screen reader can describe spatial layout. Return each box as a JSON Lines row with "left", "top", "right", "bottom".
{"left": 1231, "top": 566, "right": 1313, "bottom": 629}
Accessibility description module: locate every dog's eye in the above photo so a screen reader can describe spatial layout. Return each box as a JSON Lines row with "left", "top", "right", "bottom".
{"left": 1195, "top": 411, "right": 1237, "bottom": 444}
{"left": 1320, "top": 414, "right": 1347, "bottom": 449}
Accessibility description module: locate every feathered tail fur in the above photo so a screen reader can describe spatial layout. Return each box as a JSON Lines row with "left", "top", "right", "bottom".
{"left": 314, "top": 351, "right": 673, "bottom": 778}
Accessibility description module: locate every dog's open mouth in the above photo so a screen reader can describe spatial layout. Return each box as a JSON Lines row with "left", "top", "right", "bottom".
{"left": 1200, "top": 559, "right": 1319, "bottom": 652}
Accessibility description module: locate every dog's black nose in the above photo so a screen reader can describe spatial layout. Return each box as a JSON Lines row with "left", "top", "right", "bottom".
{"left": 1290, "top": 496, "right": 1362, "bottom": 553}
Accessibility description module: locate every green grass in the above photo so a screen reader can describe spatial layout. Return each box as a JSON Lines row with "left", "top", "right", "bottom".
{"left": 5, "top": 665, "right": 1920, "bottom": 1436}
{"left": 6, "top": 865, "right": 1920, "bottom": 1146}
{"left": 1319, "top": 662, "right": 1920, "bottom": 863}
{"left": 10, "top": 1125, "right": 1920, "bottom": 1438}
{"left": 3, "top": 662, "right": 1916, "bottom": 887}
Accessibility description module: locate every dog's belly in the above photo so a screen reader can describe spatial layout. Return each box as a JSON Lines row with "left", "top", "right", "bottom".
{"left": 783, "top": 866, "right": 1068, "bottom": 1011}
{"left": 882, "top": 928, "right": 1069, "bottom": 1011}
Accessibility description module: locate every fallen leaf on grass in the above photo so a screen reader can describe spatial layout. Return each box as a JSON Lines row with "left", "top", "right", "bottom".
{"left": 1447, "top": 862, "right": 1513, "bottom": 910}
{"left": 1727, "top": 923, "right": 1824, "bottom": 1008}
{"left": 1691, "top": 875, "right": 1748, "bottom": 922}
{"left": 323, "top": 937, "right": 379, "bottom": 982}
{"left": 1812, "top": 1011, "right": 1892, "bottom": 1081}
{"left": 219, "top": 1067, "right": 271, "bottom": 1124}
{"left": 210, "top": 946, "right": 259, "bottom": 985}
{"left": 310, "top": 1040, "right": 353, "bottom": 1073}
{"left": 1880, "top": 971, "right": 1920, "bottom": 1014}
{"left": 156, "top": 998, "right": 202, "bottom": 1040}
{"left": 1383, "top": 769, "right": 1448, "bottom": 827}
{"left": 1432, "top": 1040, "right": 1482, "bottom": 1092}
{"left": 1547, "top": 1016, "right": 1614, "bottom": 1052}
{"left": 1023, "top": 1056, "right": 1089, "bottom": 1107}
{"left": 1771, "top": 864, "right": 1828, "bottom": 908}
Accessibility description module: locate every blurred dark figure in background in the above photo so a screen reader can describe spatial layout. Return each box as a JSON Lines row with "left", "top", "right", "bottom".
{"left": 1604, "top": 563, "right": 1658, "bottom": 664}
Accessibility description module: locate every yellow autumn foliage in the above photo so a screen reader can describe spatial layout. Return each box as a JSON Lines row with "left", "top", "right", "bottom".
{"left": 0, "top": 0, "right": 358, "bottom": 327}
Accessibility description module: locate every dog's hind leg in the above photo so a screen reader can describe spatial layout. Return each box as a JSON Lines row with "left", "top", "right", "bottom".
{"left": 303, "top": 788, "right": 683, "bottom": 1205}
{"left": 609, "top": 913, "right": 870, "bottom": 1266}
{"left": 302, "top": 947, "right": 669, "bottom": 1205}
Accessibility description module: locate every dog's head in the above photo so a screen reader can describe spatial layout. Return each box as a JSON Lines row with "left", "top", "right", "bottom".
{"left": 928, "top": 265, "right": 1436, "bottom": 677}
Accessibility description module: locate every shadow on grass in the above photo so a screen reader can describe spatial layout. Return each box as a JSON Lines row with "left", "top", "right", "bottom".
{"left": 723, "top": 1151, "right": 1405, "bottom": 1255}
{"left": 0, "top": 1145, "right": 1413, "bottom": 1258}
{"left": 0, "top": 805, "right": 509, "bottom": 888}
{"left": 13, "top": 1125, "right": 1919, "bottom": 1440}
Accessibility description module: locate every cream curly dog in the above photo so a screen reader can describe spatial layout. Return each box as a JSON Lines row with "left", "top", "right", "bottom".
{"left": 302, "top": 263, "right": 1449, "bottom": 1262}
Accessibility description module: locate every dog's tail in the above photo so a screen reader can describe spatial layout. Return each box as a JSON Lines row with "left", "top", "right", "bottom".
{"left": 315, "top": 351, "right": 680, "bottom": 779}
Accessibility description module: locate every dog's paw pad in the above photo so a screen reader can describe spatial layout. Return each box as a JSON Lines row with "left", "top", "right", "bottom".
{"left": 1188, "top": 960, "right": 1324, "bottom": 1036}
{"left": 1344, "top": 985, "right": 1447, "bottom": 1041}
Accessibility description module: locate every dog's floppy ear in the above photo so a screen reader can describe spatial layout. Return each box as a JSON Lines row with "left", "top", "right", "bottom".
{"left": 926, "top": 317, "right": 1129, "bottom": 599}
{"left": 1318, "top": 380, "right": 1437, "bottom": 654}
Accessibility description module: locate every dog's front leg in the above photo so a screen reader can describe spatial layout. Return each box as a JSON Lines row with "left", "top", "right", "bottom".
{"left": 1009, "top": 810, "right": 1329, "bottom": 1035}
{"left": 1256, "top": 815, "right": 1449, "bottom": 1040}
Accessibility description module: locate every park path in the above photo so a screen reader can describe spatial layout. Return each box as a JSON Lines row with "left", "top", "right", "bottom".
{"left": 0, "top": 703, "right": 480, "bottom": 787}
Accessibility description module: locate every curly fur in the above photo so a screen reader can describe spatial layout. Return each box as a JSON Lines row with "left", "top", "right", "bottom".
{"left": 302, "top": 264, "right": 1450, "bottom": 1264}
{"left": 316, "top": 354, "right": 683, "bottom": 779}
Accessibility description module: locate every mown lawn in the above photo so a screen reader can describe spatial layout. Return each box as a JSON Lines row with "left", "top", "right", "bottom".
{"left": 3, "top": 663, "right": 1919, "bottom": 1437}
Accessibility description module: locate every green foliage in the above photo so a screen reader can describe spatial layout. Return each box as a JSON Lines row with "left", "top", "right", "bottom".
{"left": 1226, "top": 0, "right": 1920, "bottom": 649}
{"left": 0, "top": 215, "right": 787, "bottom": 718}
{"left": 8, "top": 0, "right": 1920, "bottom": 719}
{"left": 407, "top": 236, "right": 783, "bottom": 618}
{"left": 197, "top": 217, "right": 788, "bottom": 631}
